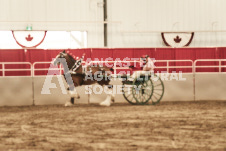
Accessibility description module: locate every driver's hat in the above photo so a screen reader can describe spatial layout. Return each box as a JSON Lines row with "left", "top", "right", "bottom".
{"left": 140, "top": 55, "right": 149, "bottom": 60}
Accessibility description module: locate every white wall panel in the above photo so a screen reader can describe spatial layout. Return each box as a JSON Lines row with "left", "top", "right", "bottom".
{"left": 0, "top": 0, "right": 226, "bottom": 47}
{"left": 0, "top": 77, "right": 33, "bottom": 106}
{"left": 195, "top": 73, "right": 226, "bottom": 101}
{"left": 30, "top": 0, "right": 46, "bottom": 21}
{"left": 161, "top": 73, "right": 194, "bottom": 101}
{"left": 33, "top": 76, "right": 89, "bottom": 105}
{"left": 108, "top": 0, "right": 226, "bottom": 47}
{"left": 89, "top": 79, "right": 126, "bottom": 103}
{"left": 9, "top": 0, "right": 29, "bottom": 21}
{"left": 0, "top": 0, "right": 104, "bottom": 47}
{"left": 0, "top": 0, "right": 9, "bottom": 21}
{"left": 0, "top": 0, "right": 102, "bottom": 22}
{"left": 1, "top": 73, "right": 226, "bottom": 106}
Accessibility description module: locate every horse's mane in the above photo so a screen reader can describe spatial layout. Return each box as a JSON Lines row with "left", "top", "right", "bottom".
{"left": 66, "top": 53, "right": 76, "bottom": 64}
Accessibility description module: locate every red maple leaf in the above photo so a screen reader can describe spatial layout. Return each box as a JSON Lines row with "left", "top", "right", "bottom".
{"left": 174, "top": 35, "right": 181, "bottom": 43}
{"left": 25, "top": 34, "right": 33, "bottom": 41}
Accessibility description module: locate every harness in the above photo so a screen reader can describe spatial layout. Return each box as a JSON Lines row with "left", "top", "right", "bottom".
{"left": 72, "top": 55, "right": 84, "bottom": 72}
{"left": 69, "top": 55, "right": 106, "bottom": 78}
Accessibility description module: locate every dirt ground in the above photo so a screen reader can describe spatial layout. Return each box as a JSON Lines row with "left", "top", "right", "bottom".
{"left": 0, "top": 101, "right": 225, "bottom": 151}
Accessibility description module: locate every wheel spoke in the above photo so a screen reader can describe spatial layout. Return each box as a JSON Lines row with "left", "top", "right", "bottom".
{"left": 151, "top": 94, "right": 159, "bottom": 102}
{"left": 124, "top": 74, "right": 164, "bottom": 105}
{"left": 153, "top": 83, "right": 162, "bottom": 87}
{"left": 153, "top": 92, "right": 162, "bottom": 96}
{"left": 154, "top": 88, "right": 163, "bottom": 90}
{"left": 148, "top": 75, "right": 164, "bottom": 105}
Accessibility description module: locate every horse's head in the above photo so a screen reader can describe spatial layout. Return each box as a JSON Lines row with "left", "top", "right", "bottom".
{"left": 52, "top": 50, "right": 67, "bottom": 66}
{"left": 52, "top": 50, "right": 77, "bottom": 70}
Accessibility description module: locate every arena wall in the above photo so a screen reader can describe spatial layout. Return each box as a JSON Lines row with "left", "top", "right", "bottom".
{"left": 161, "top": 73, "right": 194, "bottom": 101}
{"left": 0, "top": 77, "right": 33, "bottom": 106}
{"left": 195, "top": 73, "right": 226, "bottom": 101}
{"left": 0, "top": 48, "right": 225, "bottom": 106}
{"left": 33, "top": 76, "right": 89, "bottom": 105}
{"left": 1, "top": 73, "right": 225, "bottom": 106}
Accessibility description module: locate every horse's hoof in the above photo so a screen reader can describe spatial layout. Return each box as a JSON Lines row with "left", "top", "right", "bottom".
{"left": 65, "top": 102, "right": 73, "bottom": 107}
{"left": 111, "top": 97, "right": 115, "bottom": 103}
{"left": 100, "top": 101, "right": 111, "bottom": 107}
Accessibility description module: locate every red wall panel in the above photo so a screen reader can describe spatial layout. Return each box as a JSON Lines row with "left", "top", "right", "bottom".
{"left": 1, "top": 47, "right": 226, "bottom": 76}
{"left": 195, "top": 48, "right": 218, "bottom": 72}
{"left": 90, "top": 48, "right": 113, "bottom": 60}
{"left": 0, "top": 49, "right": 28, "bottom": 76}
{"left": 154, "top": 48, "right": 175, "bottom": 72}
{"left": 113, "top": 48, "right": 134, "bottom": 60}
{"left": 174, "top": 48, "right": 195, "bottom": 72}
{"left": 216, "top": 47, "right": 226, "bottom": 72}
{"left": 0, "top": 49, "right": 25, "bottom": 62}
{"left": 69, "top": 49, "right": 91, "bottom": 61}
{"left": 195, "top": 48, "right": 216, "bottom": 59}
{"left": 133, "top": 48, "right": 155, "bottom": 58}
{"left": 155, "top": 48, "right": 175, "bottom": 60}
{"left": 218, "top": 47, "right": 226, "bottom": 59}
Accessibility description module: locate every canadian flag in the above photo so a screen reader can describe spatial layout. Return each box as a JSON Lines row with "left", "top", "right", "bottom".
{"left": 12, "top": 31, "right": 46, "bottom": 48}
{"left": 161, "top": 32, "right": 194, "bottom": 47}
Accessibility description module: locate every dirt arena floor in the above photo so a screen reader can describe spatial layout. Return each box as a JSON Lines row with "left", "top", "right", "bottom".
{"left": 0, "top": 101, "right": 225, "bottom": 151}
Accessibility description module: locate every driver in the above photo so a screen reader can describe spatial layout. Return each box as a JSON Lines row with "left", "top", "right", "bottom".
{"left": 140, "top": 55, "right": 155, "bottom": 72}
{"left": 131, "top": 55, "right": 155, "bottom": 79}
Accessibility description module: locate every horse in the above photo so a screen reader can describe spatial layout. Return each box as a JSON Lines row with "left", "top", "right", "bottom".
{"left": 52, "top": 50, "right": 115, "bottom": 106}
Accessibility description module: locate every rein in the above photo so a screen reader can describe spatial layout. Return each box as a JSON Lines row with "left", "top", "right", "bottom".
{"left": 71, "top": 55, "right": 84, "bottom": 73}
{"left": 64, "top": 53, "right": 85, "bottom": 75}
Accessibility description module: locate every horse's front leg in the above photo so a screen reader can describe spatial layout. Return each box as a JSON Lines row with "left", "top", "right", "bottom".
{"left": 65, "top": 87, "right": 80, "bottom": 106}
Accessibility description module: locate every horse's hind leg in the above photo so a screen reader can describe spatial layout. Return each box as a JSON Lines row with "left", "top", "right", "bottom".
{"left": 100, "top": 85, "right": 115, "bottom": 106}
{"left": 108, "top": 85, "right": 115, "bottom": 102}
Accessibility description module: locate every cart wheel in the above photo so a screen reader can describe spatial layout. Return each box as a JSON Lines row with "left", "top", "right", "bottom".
{"left": 122, "top": 80, "right": 137, "bottom": 105}
{"left": 149, "top": 74, "right": 164, "bottom": 105}
{"left": 131, "top": 76, "right": 154, "bottom": 105}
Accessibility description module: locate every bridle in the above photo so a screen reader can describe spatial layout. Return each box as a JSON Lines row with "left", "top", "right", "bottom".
{"left": 58, "top": 52, "right": 84, "bottom": 74}
{"left": 58, "top": 52, "right": 77, "bottom": 70}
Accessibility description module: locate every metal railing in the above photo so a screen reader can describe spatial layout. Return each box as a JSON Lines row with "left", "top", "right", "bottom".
{"left": 89, "top": 60, "right": 141, "bottom": 77}
{"left": 155, "top": 60, "right": 193, "bottom": 73}
{"left": 30, "top": 60, "right": 195, "bottom": 78}
{"left": 194, "top": 59, "right": 226, "bottom": 72}
{"left": 32, "top": 61, "right": 88, "bottom": 76}
{"left": 0, "top": 62, "right": 32, "bottom": 77}
{"left": 1, "top": 59, "right": 226, "bottom": 77}
{"left": 33, "top": 62, "right": 63, "bottom": 76}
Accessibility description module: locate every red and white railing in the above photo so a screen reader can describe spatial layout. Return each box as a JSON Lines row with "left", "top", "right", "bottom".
{"left": 155, "top": 60, "right": 193, "bottom": 73}
{"left": 1, "top": 59, "right": 226, "bottom": 77}
{"left": 194, "top": 59, "right": 226, "bottom": 72}
{"left": 0, "top": 62, "right": 32, "bottom": 77}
